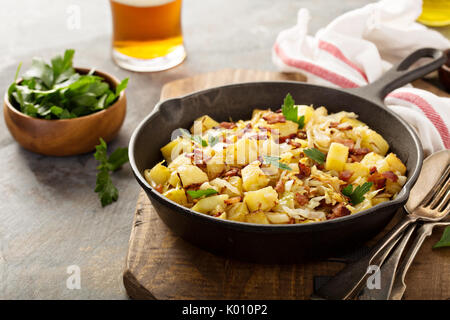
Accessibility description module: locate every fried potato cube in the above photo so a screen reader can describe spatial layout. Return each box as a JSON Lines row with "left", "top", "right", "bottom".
{"left": 340, "top": 117, "right": 366, "bottom": 128}
{"left": 228, "top": 138, "right": 259, "bottom": 165}
{"left": 244, "top": 186, "right": 278, "bottom": 212}
{"left": 361, "top": 152, "right": 384, "bottom": 169}
{"left": 385, "top": 180, "right": 402, "bottom": 195}
{"left": 371, "top": 197, "right": 390, "bottom": 206}
{"left": 384, "top": 153, "right": 406, "bottom": 175}
{"left": 297, "top": 105, "right": 315, "bottom": 124}
{"left": 190, "top": 115, "right": 220, "bottom": 134}
{"left": 226, "top": 202, "right": 249, "bottom": 222}
{"left": 343, "top": 162, "right": 369, "bottom": 182}
{"left": 177, "top": 164, "right": 209, "bottom": 187}
{"left": 269, "top": 121, "right": 298, "bottom": 138}
{"left": 206, "top": 153, "right": 226, "bottom": 179}
{"left": 168, "top": 171, "right": 181, "bottom": 187}
{"left": 144, "top": 161, "right": 171, "bottom": 186}
{"left": 241, "top": 162, "right": 269, "bottom": 191}
{"left": 265, "top": 212, "right": 291, "bottom": 224}
{"left": 163, "top": 188, "right": 188, "bottom": 206}
{"left": 160, "top": 139, "right": 180, "bottom": 163}
{"left": 168, "top": 154, "right": 192, "bottom": 170}
{"left": 191, "top": 194, "right": 229, "bottom": 214}
{"left": 245, "top": 210, "right": 270, "bottom": 224}
{"left": 325, "top": 142, "right": 349, "bottom": 172}
{"left": 360, "top": 128, "right": 389, "bottom": 156}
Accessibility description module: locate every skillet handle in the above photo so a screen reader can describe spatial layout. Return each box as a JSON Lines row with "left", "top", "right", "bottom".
{"left": 349, "top": 48, "right": 445, "bottom": 107}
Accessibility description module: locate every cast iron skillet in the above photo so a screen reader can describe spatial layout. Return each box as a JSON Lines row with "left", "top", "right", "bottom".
{"left": 130, "top": 48, "right": 445, "bottom": 263}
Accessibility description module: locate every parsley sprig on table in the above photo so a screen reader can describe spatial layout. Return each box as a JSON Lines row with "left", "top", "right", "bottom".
{"left": 434, "top": 227, "right": 450, "bottom": 248}
{"left": 94, "top": 138, "right": 129, "bottom": 207}
{"left": 281, "top": 93, "right": 305, "bottom": 129}
{"left": 342, "top": 182, "right": 373, "bottom": 205}
{"left": 8, "top": 49, "right": 128, "bottom": 119}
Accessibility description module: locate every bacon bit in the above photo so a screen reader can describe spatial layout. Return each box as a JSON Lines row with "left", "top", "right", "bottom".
{"left": 289, "top": 217, "right": 295, "bottom": 224}
{"left": 350, "top": 154, "right": 364, "bottom": 163}
{"left": 288, "top": 140, "right": 302, "bottom": 148}
{"left": 368, "top": 172, "right": 387, "bottom": 189}
{"left": 263, "top": 113, "right": 286, "bottom": 124}
{"left": 295, "top": 193, "right": 309, "bottom": 206}
{"left": 220, "top": 122, "right": 236, "bottom": 129}
{"left": 275, "top": 108, "right": 282, "bottom": 113}
{"left": 334, "top": 138, "right": 355, "bottom": 150}
{"left": 279, "top": 133, "right": 297, "bottom": 143}
{"left": 249, "top": 133, "right": 269, "bottom": 140}
{"left": 317, "top": 163, "right": 325, "bottom": 170}
{"left": 242, "top": 123, "right": 253, "bottom": 133}
{"left": 275, "top": 179, "right": 285, "bottom": 193}
{"left": 222, "top": 168, "right": 241, "bottom": 177}
{"left": 328, "top": 203, "right": 351, "bottom": 220}
{"left": 329, "top": 122, "right": 340, "bottom": 128}
{"left": 351, "top": 148, "right": 370, "bottom": 156}
{"left": 155, "top": 184, "right": 164, "bottom": 193}
{"left": 296, "top": 163, "right": 311, "bottom": 179}
{"left": 258, "top": 126, "right": 273, "bottom": 133}
{"left": 382, "top": 171, "right": 398, "bottom": 182}
{"left": 370, "top": 166, "right": 377, "bottom": 174}
{"left": 297, "top": 131, "right": 307, "bottom": 139}
{"left": 224, "top": 196, "right": 242, "bottom": 205}
{"left": 339, "top": 170, "right": 353, "bottom": 182}
{"left": 330, "top": 122, "right": 352, "bottom": 130}
{"left": 213, "top": 212, "right": 223, "bottom": 217}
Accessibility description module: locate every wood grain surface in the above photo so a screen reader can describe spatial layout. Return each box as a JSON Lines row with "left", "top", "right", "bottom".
{"left": 123, "top": 69, "right": 450, "bottom": 300}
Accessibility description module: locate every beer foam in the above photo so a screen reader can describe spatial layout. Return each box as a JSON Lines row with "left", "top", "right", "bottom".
{"left": 112, "top": 0, "right": 176, "bottom": 7}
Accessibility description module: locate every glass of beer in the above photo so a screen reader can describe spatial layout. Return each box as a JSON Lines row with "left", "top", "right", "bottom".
{"left": 110, "top": 0, "right": 186, "bottom": 72}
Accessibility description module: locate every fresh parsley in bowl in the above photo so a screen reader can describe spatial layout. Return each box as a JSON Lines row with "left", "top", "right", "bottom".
{"left": 7, "top": 49, "right": 128, "bottom": 119}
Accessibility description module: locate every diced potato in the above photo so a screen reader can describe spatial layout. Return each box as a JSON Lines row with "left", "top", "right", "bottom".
{"left": 215, "top": 212, "right": 227, "bottom": 219}
{"left": 191, "top": 194, "right": 229, "bottom": 214}
{"left": 340, "top": 117, "right": 366, "bottom": 128}
{"left": 385, "top": 180, "right": 402, "bottom": 195}
{"left": 206, "top": 153, "right": 226, "bottom": 179}
{"left": 160, "top": 139, "right": 180, "bottom": 163}
{"left": 177, "top": 164, "right": 209, "bottom": 187}
{"left": 168, "top": 154, "right": 192, "bottom": 170}
{"left": 227, "top": 176, "right": 243, "bottom": 196}
{"left": 361, "top": 152, "right": 384, "bottom": 169}
{"left": 325, "top": 142, "right": 349, "bottom": 172}
{"left": 269, "top": 121, "right": 298, "bottom": 138}
{"left": 265, "top": 212, "right": 290, "bottom": 224}
{"left": 384, "top": 153, "right": 406, "bottom": 175}
{"left": 245, "top": 210, "right": 270, "bottom": 224}
{"left": 163, "top": 188, "right": 188, "bottom": 206}
{"left": 210, "top": 178, "right": 240, "bottom": 196}
{"left": 145, "top": 161, "right": 171, "bottom": 186}
{"left": 228, "top": 138, "right": 259, "bottom": 165}
{"left": 354, "top": 199, "right": 372, "bottom": 212}
{"left": 168, "top": 171, "right": 181, "bottom": 187}
{"left": 297, "top": 105, "right": 315, "bottom": 124}
{"left": 244, "top": 186, "right": 278, "bottom": 212}
{"left": 190, "top": 115, "right": 220, "bottom": 134}
{"left": 241, "top": 162, "right": 269, "bottom": 191}
{"left": 360, "top": 128, "right": 389, "bottom": 156}
{"left": 226, "top": 202, "right": 249, "bottom": 222}
{"left": 343, "top": 162, "right": 369, "bottom": 183}
{"left": 371, "top": 197, "right": 390, "bottom": 206}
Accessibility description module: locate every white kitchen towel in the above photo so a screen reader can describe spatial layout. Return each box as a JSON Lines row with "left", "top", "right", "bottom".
{"left": 272, "top": 0, "right": 450, "bottom": 155}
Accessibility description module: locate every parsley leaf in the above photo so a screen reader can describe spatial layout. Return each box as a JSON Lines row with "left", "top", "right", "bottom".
{"left": 208, "top": 135, "right": 219, "bottom": 147}
{"left": 180, "top": 128, "right": 208, "bottom": 147}
{"left": 281, "top": 93, "right": 305, "bottom": 129}
{"left": 433, "top": 226, "right": 450, "bottom": 249}
{"left": 342, "top": 182, "right": 373, "bottom": 205}
{"left": 262, "top": 155, "right": 292, "bottom": 171}
{"left": 94, "top": 138, "right": 129, "bottom": 207}
{"left": 8, "top": 50, "right": 128, "bottom": 120}
{"left": 187, "top": 188, "right": 218, "bottom": 199}
{"left": 304, "top": 148, "right": 326, "bottom": 164}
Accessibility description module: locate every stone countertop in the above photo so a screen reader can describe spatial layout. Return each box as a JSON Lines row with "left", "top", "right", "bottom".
{"left": 0, "top": 0, "right": 448, "bottom": 299}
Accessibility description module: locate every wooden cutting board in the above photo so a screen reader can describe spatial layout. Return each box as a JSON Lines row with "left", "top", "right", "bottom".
{"left": 123, "top": 69, "right": 450, "bottom": 300}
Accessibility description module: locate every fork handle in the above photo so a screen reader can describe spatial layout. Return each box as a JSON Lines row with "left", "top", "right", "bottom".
{"left": 315, "top": 213, "right": 417, "bottom": 300}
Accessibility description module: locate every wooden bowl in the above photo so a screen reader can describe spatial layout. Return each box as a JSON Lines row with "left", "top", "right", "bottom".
{"left": 3, "top": 68, "right": 127, "bottom": 156}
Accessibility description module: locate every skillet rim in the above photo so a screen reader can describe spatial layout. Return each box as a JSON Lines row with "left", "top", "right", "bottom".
{"left": 129, "top": 80, "right": 423, "bottom": 232}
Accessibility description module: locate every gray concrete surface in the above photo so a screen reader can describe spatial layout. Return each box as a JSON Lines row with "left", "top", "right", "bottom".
{"left": 0, "top": 0, "right": 447, "bottom": 299}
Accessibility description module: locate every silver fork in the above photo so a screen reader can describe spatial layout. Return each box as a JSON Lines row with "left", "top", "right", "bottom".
{"left": 315, "top": 165, "right": 450, "bottom": 300}
{"left": 389, "top": 220, "right": 450, "bottom": 300}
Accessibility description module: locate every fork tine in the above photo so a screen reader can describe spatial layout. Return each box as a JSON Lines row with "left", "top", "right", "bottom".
{"left": 436, "top": 188, "right": 450, "bottom": 212}
{"left": 428, "top": 178, "right": 450, "bottom": 209}
{"left": 422, "top": 165, "right": 450, "bottom": 207}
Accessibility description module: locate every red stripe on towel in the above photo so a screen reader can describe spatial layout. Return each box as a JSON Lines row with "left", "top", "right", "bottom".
{"left": 318, "top": 40, "right": 368, "bottom": 82}
{"left": 274, "top": 42, "right": 360, "bottom": 88}
{"left": 388, "top": 92, "right": 450, "bottom": 148}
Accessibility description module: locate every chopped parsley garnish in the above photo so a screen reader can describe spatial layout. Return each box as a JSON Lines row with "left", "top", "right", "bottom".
{"left": 187, "top": 188, "right": 218, "bottom": 199}
{"left": 262, "top": 155, "right": 292, "bottom": 171}
{"left": 281, "top": 93, "right": 305, "bottom": 129}
{"left": 180, "top": 128, "right": 207, "bottom": 147}
{"left": 208, "top": 135, "right": 220, "bottom": 147}
{"left": 342, "top": 182, "right": 373, "bottom": 205}
{"left": 304, "top": 148, "right": 326, "bottom": 164}
{"left": 94, "top": 138, "right": 129, "bottom": 207}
